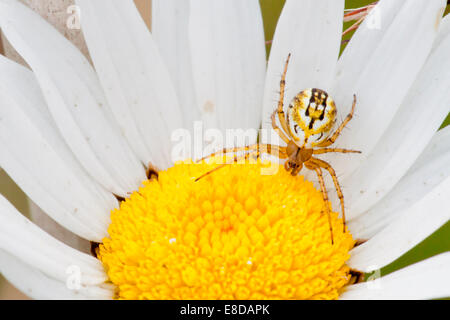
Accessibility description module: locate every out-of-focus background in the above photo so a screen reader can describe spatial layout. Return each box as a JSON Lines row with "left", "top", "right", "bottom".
{"left": 0, "top": 0, "right": 449, "bottom": 299}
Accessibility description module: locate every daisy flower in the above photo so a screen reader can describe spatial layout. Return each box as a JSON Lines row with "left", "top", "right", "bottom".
{"left": 0, "top": 0, "right": 449, "bottom": 300}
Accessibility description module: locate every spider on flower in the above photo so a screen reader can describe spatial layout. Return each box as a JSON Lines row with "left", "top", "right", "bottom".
{"left": 197, "top": 54, "right": 361, "bottom": 244}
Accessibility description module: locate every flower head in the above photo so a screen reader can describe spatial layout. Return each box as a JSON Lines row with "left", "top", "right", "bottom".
{"left": 0, "top": 0, "right": 449, "bottom": 300}
{"left": 99, "top": 160, "right": 354, "bottom": 299}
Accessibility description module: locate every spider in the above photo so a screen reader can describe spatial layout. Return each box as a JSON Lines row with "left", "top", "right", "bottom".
{"left": 196, "top": 54, "right": 361, "bottom": 244}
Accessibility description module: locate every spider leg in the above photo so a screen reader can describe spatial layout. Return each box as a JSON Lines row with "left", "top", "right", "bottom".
{"left": 197, "top": 144, "right": 287, "bottom": 162}
{"left": 304, "top": 161, "right": 334, "bottom": 244}
{"left": 284, "top": 104, "right": 299, "bottom": 144}
{"left": 195, "top": 152, "right": 256, "bottom": 181}
{"left": 271, "top": 111, "right": 290, "bottom": 143}
{"left": 318, "top": 94, "right": 357, "bottom": 147}
{"left": 274, "top": 54, "right": 292, "bottom": 142}
{"left": 195, "top": 145, "right": 287, "bottom": 181}
{"left": 310, "top": 157, "right": 346, "bottom": 233}
{"left": 196, "top": 144, "right": 260, "bottom": 163}
{"left": 258, "top": 144, "right": 288, "bottom": 160}
{"left": 313, "top": 148, "right": 361, "bottom": 155}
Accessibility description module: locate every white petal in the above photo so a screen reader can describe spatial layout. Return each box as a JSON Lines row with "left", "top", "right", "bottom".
{"left": 76, "top": 0, "right": 183, "bottom": 169}
{"left": 29, "top": 201, "right": 91, "bottom": 254}
{"left": 349, "top": 126, "right": 450, "bottom": 239}
{"left": 332, "top": 0, "right": 405, "bottom": 107}
{"left": 0, "top": 55, "right": 116, "bottom": 242}
{"left": 341, "top": 253, "right": 450, "bottom": 300}
{"left": 411, "top": 123, "right": 450, "bottom": 171}
{"left": 328, "top": 0, "right": 445, "bottom": 178}
{"left": 189, "top": 0, "right": 267, "bottom": 135}
{"left": 0, "top": 250, "right": 112, "bottom": 300}
{"left": 433, "top": 10, "right": 450, "bottom": 50}
{"left": 152, "top": 0, "right": 199, "bottom": 130}
{"left": 262, "top": 0, "right": 344, "bottom": 130}
{"left": 342, "top": 16, "right": 450, "bottom": 218}
{"left": 348, "top": 174, "right": 450, "bottom": 272}
{"left": 0, "top": 0, "right": 146, "bottom": 196}
{"left": 0, "top": 195, "right": 108, "bottom": 287}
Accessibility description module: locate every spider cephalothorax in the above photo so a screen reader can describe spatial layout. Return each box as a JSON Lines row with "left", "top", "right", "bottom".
{"left": 197, "top": 54, "right": 361, "bottom": 244}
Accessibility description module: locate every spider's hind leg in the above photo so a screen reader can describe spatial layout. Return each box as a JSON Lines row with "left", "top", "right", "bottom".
{"left": 305, "top": 162, "right": 334, "bottom": 245}
{"left": 311, "top": 157, "right": 347, "bottom": 233}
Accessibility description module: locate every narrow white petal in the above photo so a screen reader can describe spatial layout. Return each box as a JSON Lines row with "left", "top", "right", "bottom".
{"left": 189, "top": 0, "right": 267, "bottom": 136}
{"left": 152, "top": 0, "right": 199, "bottom": 130}
{"left": 0, "top": 0, "right": 147, "bottom": 196}
{"left": 328, "top": 0, "right": 445, "bottom": 178}
{"left": 262, "top": 0, "right": 344, "bottom": 130}
{"left": 232, "top": 0, "right": 267, "bottom": 132}
{"left": 433, "top": 11, "right": 450, "bottom": 50}
{"left": 0, "top": 55, "right": 116, "bottom": 242}
{"left": 341, "top": 253, "right": 450, "bottom": 300}
{"left": 349, "top": 126, "right": 450, "bottom": 239}
{"left": 0, "top": 195, "right": 108, "bottom": 287}
{"left": 0, "top": 250, "right": 113, "bottom": 300}
{"left": 76, "top": 0, "right": 183, "bottom": 169}
{"left": 332, "top": 0, "right": 405, "bottom": 107}
{"left": 29, "top": 201, "right": 91, "bottom": 254}
{"left": 0, "top": 249, "right": 86, "bottom": 300}
{"left": 348, "top": 175, "right": 450, "bottom": 272}
{"left": 342, "top": 18, "right": 450, "bottom": 218}
{"left": 411, "top": 124, "right": 450, "bottom": 171}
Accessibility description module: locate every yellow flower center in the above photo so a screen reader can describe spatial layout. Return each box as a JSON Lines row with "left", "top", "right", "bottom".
{"left": 98, "top": 159, "right": 354, "bottom": 300}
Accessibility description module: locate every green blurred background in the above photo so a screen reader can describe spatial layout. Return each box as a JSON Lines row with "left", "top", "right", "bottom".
{"left": 0, "top": 0, "right": 449, "bottom": 299}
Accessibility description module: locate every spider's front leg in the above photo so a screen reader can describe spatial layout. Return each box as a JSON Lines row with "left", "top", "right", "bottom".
{"left": 197, "top": 144, "right": 286, "bottom": 163}
{"left": 196, "top": 144, "right": 260, "bottom": 163}
{"left": 318, "top": 94, "right": 357, "bottom": 148}
{"left": 272, "top": 54, "right": 292, "bottom": 143}
{"left": 271, "top": 111, "right": 290, "bottom": 144}
{"left": 195, "top": 144, "right": 288, "bottom": 181}
{"left": 195, "top": 150, "right": 259, "bottom": 181}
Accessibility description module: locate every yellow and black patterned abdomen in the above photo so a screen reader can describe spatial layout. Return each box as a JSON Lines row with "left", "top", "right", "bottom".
{"left": 287, "top": 88, "right": 337, "bottom": 148}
